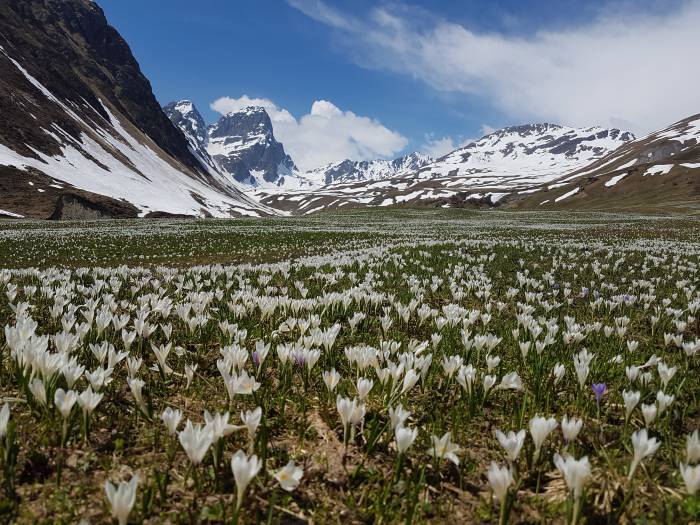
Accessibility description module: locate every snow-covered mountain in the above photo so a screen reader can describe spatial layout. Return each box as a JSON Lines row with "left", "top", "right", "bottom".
{"left": 165, "top": 101, "right": 316, "bottom": 190}
{"left": 416, "top": 124, "right": 635, "bottom": 187}
{"left": 0, "top": 0, "right": 687, "bottom": 219}
{"left": 304, "top": 152, "right": 434, "bottom": 185}
{"left": 0, "top": 0, "right": 270, "bottom": 219}
{"left": 255, "top": 123, "right": 637, "bottom": 213}
{"left": 510, "top": 114, "right": 700, "bottom": 210}
{"left": 162, "top": 100, "right": 220, "bottom": 176}
{"left": 207, "top": 106, "right": 300, "bottom": 187}
{"left": 164, "top": 101, "right": 433, "bottom": 192}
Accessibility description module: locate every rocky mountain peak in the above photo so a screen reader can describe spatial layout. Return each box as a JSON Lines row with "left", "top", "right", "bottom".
{"left": 163, "top": 100, "right": 207, "bottom": 148}
{"left": 162, "top": 100, "right": 221, "bottom": 175}
{"left": 210, "top": 106, "right": 274, "bottom": 141}
{"left": 171, "top": 105, "right": 297, "bottom": 186}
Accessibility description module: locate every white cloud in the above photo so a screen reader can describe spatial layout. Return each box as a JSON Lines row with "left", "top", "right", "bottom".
{"left": 288, "top": 0, "right": 700, "bottom": 135}
{"left": 480, "top": 124, "right": 496, "bottom": 137}
{"left": 421, "top": 135, "right": 471, "bottom": 158}
{"left": 210, "top": 95, "right": 407, "bottom": 171}
{"left": 210, "top": 95, "right": 295, "bottom": 123}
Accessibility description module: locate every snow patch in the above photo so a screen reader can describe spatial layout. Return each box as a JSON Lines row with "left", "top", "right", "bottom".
{"left": 643, "top": 164, "right": 674, "bottom": 177}
{"left": 604, "top": 173, "right": 627, "bottom": 187}
{"left": 554, "top": 187, "right": 580, "bottom": 202}
{"left": 0, "top": 208, "right": 24, "bottom": 218}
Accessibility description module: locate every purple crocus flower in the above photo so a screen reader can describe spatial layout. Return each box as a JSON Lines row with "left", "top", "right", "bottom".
{"left": 293, "top": 351, "right": 306, "bottom": 367}
{"left": 592, "top": 383, "right": 607, "bottom": 406}
{"left": 252, "top": 350, "right": 261, "bottom": 368}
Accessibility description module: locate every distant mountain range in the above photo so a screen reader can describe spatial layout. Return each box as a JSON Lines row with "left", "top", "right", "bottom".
{"left": 252, "top": 122, "right": 639, "bottom": 213}
{"left": 303, "top": 153, "right": 434, "bottom": 186}
{"left": 162, "top": 99, "right": 434, "bottom": 191}
{"left": 0, "top": 0, "right": 697, "bottom": 218}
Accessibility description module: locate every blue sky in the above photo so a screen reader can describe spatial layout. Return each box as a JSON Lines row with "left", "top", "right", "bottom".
{"left": 99, "top": 0, "right": 699, "bottom": 169}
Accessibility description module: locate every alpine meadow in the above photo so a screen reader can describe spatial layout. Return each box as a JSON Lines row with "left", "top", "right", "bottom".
{"left": 0, "top": 1, "right": 699, "bottom": 524}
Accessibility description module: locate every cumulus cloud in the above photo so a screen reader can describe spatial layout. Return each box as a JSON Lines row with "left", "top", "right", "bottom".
{"left": 421, "top": 135, "right": 471, "bottom": 158}
{"left": 210, "top": 95, "right": 407, "bottom": 171}
{"left": 288, "top": 0, "right": 700, "bottom": 134}
{"left": 210, "top": 95, "right": 296, "bottom": 123}
{"left": 480, "top": 124, "right": 496, "bottom": 137}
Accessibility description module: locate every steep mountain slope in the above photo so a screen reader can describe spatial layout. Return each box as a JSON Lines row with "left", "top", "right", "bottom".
{"left": 303, "top": 152, "right": 433, "bottom": 185}
{"left": 0, "top": 0, "right": 269, "bottom": 218}
{"left": 511, "top": 115, "right": 700, "bottom": 213}
{"left": 162, "top": 100, "right": 221, "bottom": 176}
{"left": 258, "top": 124, "right": 635, "bottom": 213}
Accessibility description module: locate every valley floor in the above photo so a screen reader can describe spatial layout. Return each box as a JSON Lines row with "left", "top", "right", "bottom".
{"left": 0, "top": 209, "right": 699, "bottom": 524}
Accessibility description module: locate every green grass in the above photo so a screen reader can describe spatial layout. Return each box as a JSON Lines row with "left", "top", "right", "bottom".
{"left": 0, "top": 209, "right": 698, "bottom": 524}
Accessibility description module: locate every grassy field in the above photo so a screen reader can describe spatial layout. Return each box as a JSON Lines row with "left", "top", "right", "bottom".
{"left": 0, "top": 209, "right": 699, "bottom": 524}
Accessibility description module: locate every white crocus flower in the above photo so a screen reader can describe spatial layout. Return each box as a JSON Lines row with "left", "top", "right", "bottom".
{"left": 241, "top": 407, "right": 262, "bottom": 445}
{"left": 231, "top": 450, "right": 262, "bottom": 510}
{"left": 78, "top": 386, "right": 103, "bottom": 415}
{"left": 388, "top": 404, "right": 410, "bottom": 430}
{"left": 495, "top": 429, "right": 526, "bottom": 462}
{"left": 0, "top": 403, "right": 10, "bottom": 439}
{"left": 483, "top": 374, "right": 497, "bottom": 395}
{"left": 356, "top": 377, "right": 374, "bottom": 400}
{"left": 687, "top": 430, "right": 700, "bottom": 464}
{"left": 486, "top": 462, "right": 514, "bottom": 502}
{"left": 184, "top": 363, "right": 197, "bottom": 389}
{"left": 54, "top": 388, "right": 78, "bottom": 420}
{"left": 178, "top": 420, "right": 214, "bottom": 465}
{"left": 641, "top": 403, "right": 657, "bottom": 426}
{"left": 160, "top": 407, "right": 183, "bottom": 436}
{"left": 29, "top": 377, "right": 47, "bottom": 406}
{"left": 552, "top": 363, "right": 566, "bottom": 385}
{"left": 656, "top": 391, "right": 674, "bottom": 416}
{"left": 431, "top": 432, "right": 460, "bottom": 465}
{"left": 204, "top": 411, "right": 237, "bottom": 441}
{"left": 680, "top": 463, "right": 700, "bottom": 495}
{"left": 561, "top": 416, "right": 583, "bottom": 444}
{"left": 400, "top": 369, "right": 420, "bottom": 394}
{"left": 529, "top": 415, "right": 558, "bottom": 461}
{"left": 127, "top": 377, "right": 148, "bottom": 415}
{"left": 497, "top": 371, "right": 523, "bottom": 391}
{"left": 336, "top": 396, "right": 357, "bottom": 443}
{"left": 554, "top": 452, "right": 593, "bottom": 525}
{"left": 628, "top": 429, "right": 661, "bottom": 480}
{"left": 657, "top": 362, "right": 677, "bottom": 390}
{"left": 105, "top": 475, "right": 139, "bottom": 525}
{"left": 274, "top": 460, "right": 303, "bottom": 491}
{"left": 322, "top": 368, "right": 340, "bottom": 392}
{"left": 456, "top": 364, "right": 477, "bottom": 394}
{"left": 554, "top": 453, "right": 592, "bottom": 499}
{"left": 622, "top": 390, "right": 640, "bottom": 421}
{"left": 395, "top": 425, "right": 418, "bottom": 455}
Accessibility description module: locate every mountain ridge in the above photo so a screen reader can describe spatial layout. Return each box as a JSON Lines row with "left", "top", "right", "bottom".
{"left": 0, "top": 0, "right": 270, "bottom": 218}
{"left": 0, "top": 0, "right": 694, "bottom": 219}
{"left": 253, "top": 120, "right": 642, "bottom": 214}
{"left": 164, "top": 99, "right": 434, "bottom": 191}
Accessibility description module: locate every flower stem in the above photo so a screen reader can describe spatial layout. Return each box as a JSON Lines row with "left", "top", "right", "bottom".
{"left": 498, "top": 498, "right": 508, "bottom": 525}
{"left": 571, "top": 495, "right": 580, "bottom": 525}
